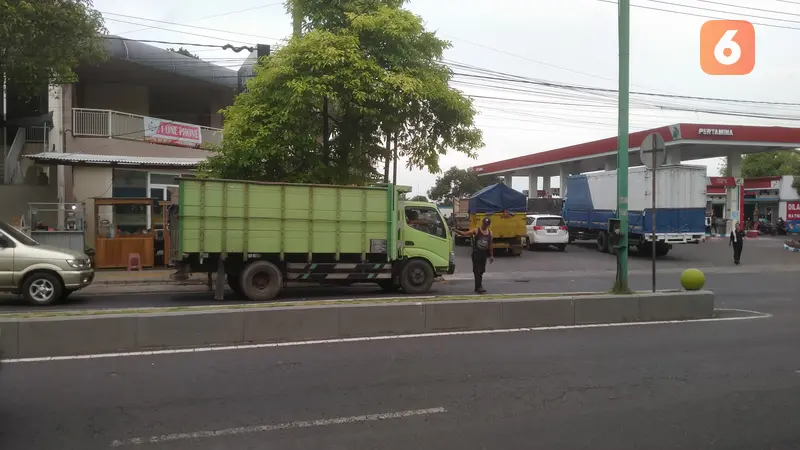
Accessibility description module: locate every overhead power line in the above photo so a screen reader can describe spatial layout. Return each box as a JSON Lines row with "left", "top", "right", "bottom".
{"left": 104, "top": 17, "right": 255, "bottom": 44}
{"left": 101, "top": 12, "right": 283, "bottom": 42}
{"left": 104, "top": 36, "right": 256, "bottom": 52}
{"left": 116, "top": 2, "right": 285, "bottom": 36}
{"left": 595, "top": 0, "right": 800, "bottom": 32}
{"left": 646, "top": 0, "right": 800, "bottom": 25}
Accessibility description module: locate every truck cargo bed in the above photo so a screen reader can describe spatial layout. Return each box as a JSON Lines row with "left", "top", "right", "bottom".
{"left": 177, "top": 178, "right": 394, "bottom": 262}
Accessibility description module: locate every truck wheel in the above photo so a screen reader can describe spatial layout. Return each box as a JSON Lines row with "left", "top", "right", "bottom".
{"left": 377, "top": 280, "right": 400, "bottom": 292}
{"left": 400, "top": 259, "right": 435, "bottom": 294}
{"left": 655, "top": 243, "right": 670, "bottom": 257}
{"left": 22, "top": 272, "right": 63, "bottom": 306}
{"left": 596, "top": 232, "right": 608, "bottom": 253}
{"left": 227, "top": 274, "right": 245, "bottom": 297}
{"left": 239, "top": 261, "right": 283, "bottom": 301}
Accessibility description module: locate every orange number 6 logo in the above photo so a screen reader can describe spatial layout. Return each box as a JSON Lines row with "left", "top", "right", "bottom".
{"left": 700, "top": 20, "right": 755, "bottom": 75}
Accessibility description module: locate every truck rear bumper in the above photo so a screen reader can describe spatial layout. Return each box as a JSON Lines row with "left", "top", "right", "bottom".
{"left": 641, "top": 233, "right": 705, "bottom": 244}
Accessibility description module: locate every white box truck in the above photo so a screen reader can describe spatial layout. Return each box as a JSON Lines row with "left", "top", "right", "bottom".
{"left": 562, "top": 165, "right": 707, "bottom": 256}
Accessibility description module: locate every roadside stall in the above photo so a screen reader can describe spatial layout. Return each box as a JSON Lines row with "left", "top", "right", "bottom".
{"left": 93, "top": 198, "right": 156, "bottom": 269}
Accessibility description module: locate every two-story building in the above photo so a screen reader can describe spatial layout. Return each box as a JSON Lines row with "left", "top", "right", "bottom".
{"left": 1, "top": 36, "right": 267, "bottom": 259}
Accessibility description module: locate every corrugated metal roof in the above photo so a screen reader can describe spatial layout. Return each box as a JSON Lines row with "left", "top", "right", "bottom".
{"left": 103, "top": 36, "right": 240, "bottom": 90}
{"left": 25, "top": 153, "right": 206, "bottom": 168}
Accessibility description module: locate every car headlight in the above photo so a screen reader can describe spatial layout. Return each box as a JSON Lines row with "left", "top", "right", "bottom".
{"left": 67, "top": 259, "right": 90, "bottom": 269}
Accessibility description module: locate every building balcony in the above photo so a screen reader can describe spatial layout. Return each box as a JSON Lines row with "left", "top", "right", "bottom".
{"left": 72, "top": 108, "right": 223, "bottom": 149}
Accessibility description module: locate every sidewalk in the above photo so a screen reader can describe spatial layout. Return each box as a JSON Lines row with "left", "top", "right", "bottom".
{"left": 93, "top": 269, "right": 207, "bottom": 286}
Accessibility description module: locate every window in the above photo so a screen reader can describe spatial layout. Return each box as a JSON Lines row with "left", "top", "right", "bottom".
{"left": 535, "top": 217, "right": 566, "bottom": 227}
{"left": 150, "top": 173, "right": 179, "bottom": 185}
{"left": 112, "top": 169, "right": 147, "bottom": 198}
{"left": 526, "top": 216, "right": 535, "bottom": 226}
{"left": 405, "top": 206, "right": 446, "bottom": 239}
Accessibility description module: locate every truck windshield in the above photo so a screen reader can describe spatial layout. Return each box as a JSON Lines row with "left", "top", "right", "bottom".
{"left": 0, "top": 221, "right": 39, "bottom": 246}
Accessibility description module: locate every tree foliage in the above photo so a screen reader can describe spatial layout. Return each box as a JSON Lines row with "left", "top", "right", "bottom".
{"left": 0, "top": 0, "right": 107, "bottom": 97}
{"left": 427, "top": 166, "right": 502, "bottom": 203}
{"left": 408, "top": 194, "right": 428, "bottom": 202}
{"left": 201, "top": 0, "right": 482, "bottom": 184}
{"left": 168, "top": 47, "right": 200, "bottom": 59}
{"left": 718, "top": 150, "right": 800, "bottom": 178}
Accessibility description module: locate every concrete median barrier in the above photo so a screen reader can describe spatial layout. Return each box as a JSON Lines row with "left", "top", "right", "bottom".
{"left": 0, "top": 291, "right": 716, "bottom": 359}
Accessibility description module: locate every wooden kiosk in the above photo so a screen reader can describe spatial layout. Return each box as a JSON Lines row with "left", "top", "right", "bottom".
{"left": 94, "top": 198, "right": 156, "bottom": 269}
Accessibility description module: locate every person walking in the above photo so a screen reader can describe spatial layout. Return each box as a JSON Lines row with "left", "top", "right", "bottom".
{"left": 730, "top": 222, "right": 745, "bottom": 265}
{"left": 455, "top": 217, "right": 494, "bottom": 294}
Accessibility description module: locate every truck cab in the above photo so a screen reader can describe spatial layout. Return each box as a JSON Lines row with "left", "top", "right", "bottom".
{"left": 400, "top": 200, "right": 455, "bottom": 277}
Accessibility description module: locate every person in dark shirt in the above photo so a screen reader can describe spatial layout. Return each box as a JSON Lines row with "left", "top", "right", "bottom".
{"left": 730, "top": 222, "right": 745, "bottom": 265}
{"left": 455, "top": 217, "right": 494, "bottom": 294}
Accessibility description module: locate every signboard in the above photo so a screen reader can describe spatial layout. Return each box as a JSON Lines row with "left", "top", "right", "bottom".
{"left": 698, "top": 128, "right": 733, "bottom": 136}
{"left": 787, "top": 201, "right": 800, "bottom": 233}
{"left": 640, "top": 132, "right": 666, "bottom": 169}
{"left": 144, "top": 116, "right": 203, "bottom": 148}
{"left": 708, "top": 176, "right": 736, "bottom": 187}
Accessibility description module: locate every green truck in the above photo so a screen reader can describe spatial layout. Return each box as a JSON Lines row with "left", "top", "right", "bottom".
{"left": 169, "top": 177, "right": 455, "bottom": 301}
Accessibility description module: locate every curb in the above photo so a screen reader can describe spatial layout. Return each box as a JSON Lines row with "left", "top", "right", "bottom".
{"left": 0, "top": 291, "right": 714, "bottom": 359}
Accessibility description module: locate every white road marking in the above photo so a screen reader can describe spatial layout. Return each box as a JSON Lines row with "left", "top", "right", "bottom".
{"left": 0, "top": 309, "right": 770, "bottom": 364}
{"left": 109, "top": 406, "right": 447, "bottom": 447}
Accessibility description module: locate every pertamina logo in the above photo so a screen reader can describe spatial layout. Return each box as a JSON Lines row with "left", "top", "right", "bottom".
{"left": 700, "top": 20, "right": 755, "bottom": 75}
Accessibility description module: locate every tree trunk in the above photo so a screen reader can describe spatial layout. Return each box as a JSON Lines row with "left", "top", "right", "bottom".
{"left": 383, "top": 133, "right": 391, "bottom": 183}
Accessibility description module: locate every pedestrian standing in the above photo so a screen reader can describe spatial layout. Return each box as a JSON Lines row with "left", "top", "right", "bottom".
{"left": 730, "top": 222, "right": 745, "bottom": 265}
{"left": 455, "top": 217, "right": 494, "bottom": 294}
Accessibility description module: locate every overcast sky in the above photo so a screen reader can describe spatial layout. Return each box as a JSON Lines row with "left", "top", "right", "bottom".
{"left": 94, "top": 0, "right": 800, "bottom": 197}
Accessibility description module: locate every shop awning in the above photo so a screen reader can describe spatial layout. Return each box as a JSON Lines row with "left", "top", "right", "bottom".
{"left": 25, "top": 153, "right": 206, "bottom": 169}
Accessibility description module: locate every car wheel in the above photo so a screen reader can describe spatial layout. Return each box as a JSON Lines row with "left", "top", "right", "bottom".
{"left": 22, "top": 272, "right": 63, "bottom": 306}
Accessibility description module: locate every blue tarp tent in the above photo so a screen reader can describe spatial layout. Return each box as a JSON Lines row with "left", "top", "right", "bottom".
{"left": 468, "top": 183, "right": 528, "bottom": 214}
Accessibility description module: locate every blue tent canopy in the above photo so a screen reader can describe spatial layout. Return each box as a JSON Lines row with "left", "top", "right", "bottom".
{"left": 468, "top": 183, "right": 527, "bottom": 214}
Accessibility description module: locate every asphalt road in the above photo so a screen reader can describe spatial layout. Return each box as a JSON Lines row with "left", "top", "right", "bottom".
{"left": 1, "top": 288, "right": 798, "bottom": 449}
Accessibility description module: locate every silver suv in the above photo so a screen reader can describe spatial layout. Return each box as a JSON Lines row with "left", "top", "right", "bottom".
{"left": 0, "top": 221, "right": 94, "bottom": 305}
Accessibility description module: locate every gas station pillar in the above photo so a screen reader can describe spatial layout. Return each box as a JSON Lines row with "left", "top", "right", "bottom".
{"left": 559, "top": 163, "right": 578, "bottom": 198}
{"left": 725, "top": 151, "right": 743, "bottom": 230}
{"left": 665, "top": 147, "right": 682, "bottom": 165}
{"left": 527, "top": 171, "right": 538, "bottom": 197}
{"left": 604, "top": 156, "right": 616, "bottom": 171}
{"left": 542, "top": 175, "right": 551, "bottom": 195}
{"left": 503, "top": 174, "right": 512, "bottom": 187}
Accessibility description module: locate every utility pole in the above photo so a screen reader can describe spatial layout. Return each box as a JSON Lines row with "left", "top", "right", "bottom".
{"left": 383, "top": 133, "right": 391, "bottom": 183}
{"left": 322, "top": 96, "right": 329, "bottom": 160}
{"left": 615, "top": 0, "right": 631, "bottom": 292}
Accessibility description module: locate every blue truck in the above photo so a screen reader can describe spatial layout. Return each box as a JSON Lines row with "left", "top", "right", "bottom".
{"left": 562, "top": 165, "right": 707, "bottom": 256}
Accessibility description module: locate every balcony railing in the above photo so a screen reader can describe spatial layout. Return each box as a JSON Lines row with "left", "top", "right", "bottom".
{"left": 72, "top": 108, "right": 223, "bottom": 148}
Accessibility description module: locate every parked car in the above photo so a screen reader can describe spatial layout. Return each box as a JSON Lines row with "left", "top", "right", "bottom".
{"left": 0, "top": 221, "right": 94, "bottom": 305}
{"left": 525, "top": 214, "right": 569, "bottom": 251}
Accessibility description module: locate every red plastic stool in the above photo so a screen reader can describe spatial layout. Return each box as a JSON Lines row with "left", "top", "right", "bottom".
{"left": 127, "top": 253, "right": 142, "bottom": 271}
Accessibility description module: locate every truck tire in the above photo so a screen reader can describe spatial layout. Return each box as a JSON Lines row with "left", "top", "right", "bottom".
{"left": 596, "top": 232, "right": 608, "bottom": 253}
{"left": 655, "top": 242, "right": 670, "bottom": 257}
{"left": 227, "top": 274, "right": 245, "bottom": 297}
{"left": 239, "top": 261, "right": 283, "bottom": 301}
{"left": 377, "top": 280, "right": 400, "bottom": 292}
{"left": 400, "top": 259, "right": 435, "bottom": 294}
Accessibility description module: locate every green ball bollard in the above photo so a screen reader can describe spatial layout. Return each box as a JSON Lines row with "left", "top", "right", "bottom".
{"left": 680, "top": 268, "right": 705, "bottom": 291}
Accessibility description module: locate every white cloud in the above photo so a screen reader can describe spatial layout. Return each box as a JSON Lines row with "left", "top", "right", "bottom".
{"left": 94, "top": 0, "right": 800, "bottom": 196}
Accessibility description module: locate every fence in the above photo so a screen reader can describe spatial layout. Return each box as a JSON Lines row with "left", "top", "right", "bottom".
{"left": 72, "top": 108, "right": 223, "bottom": 148}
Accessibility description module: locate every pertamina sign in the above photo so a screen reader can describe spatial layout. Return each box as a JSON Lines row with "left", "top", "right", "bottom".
{"left": 698, "top": 128, "right": 734, "bottom": 136}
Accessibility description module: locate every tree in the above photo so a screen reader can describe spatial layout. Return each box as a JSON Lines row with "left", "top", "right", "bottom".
{"left": 168, "top": 47, "right": 200, "bottom": 59}
{"left": 200, "top": 0, "right": 482, "bottom": 184}
{"left": 427, "top": 166, "right": 502, "bottom": 203}
{"left": 717, "top": 150, "right": 800, "bottom": 178}
{"left": 1, "top": 0, "right": 107, "bottom": 97}
{"left": 408, "top": 195, "right": 427, "bottom": 202}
